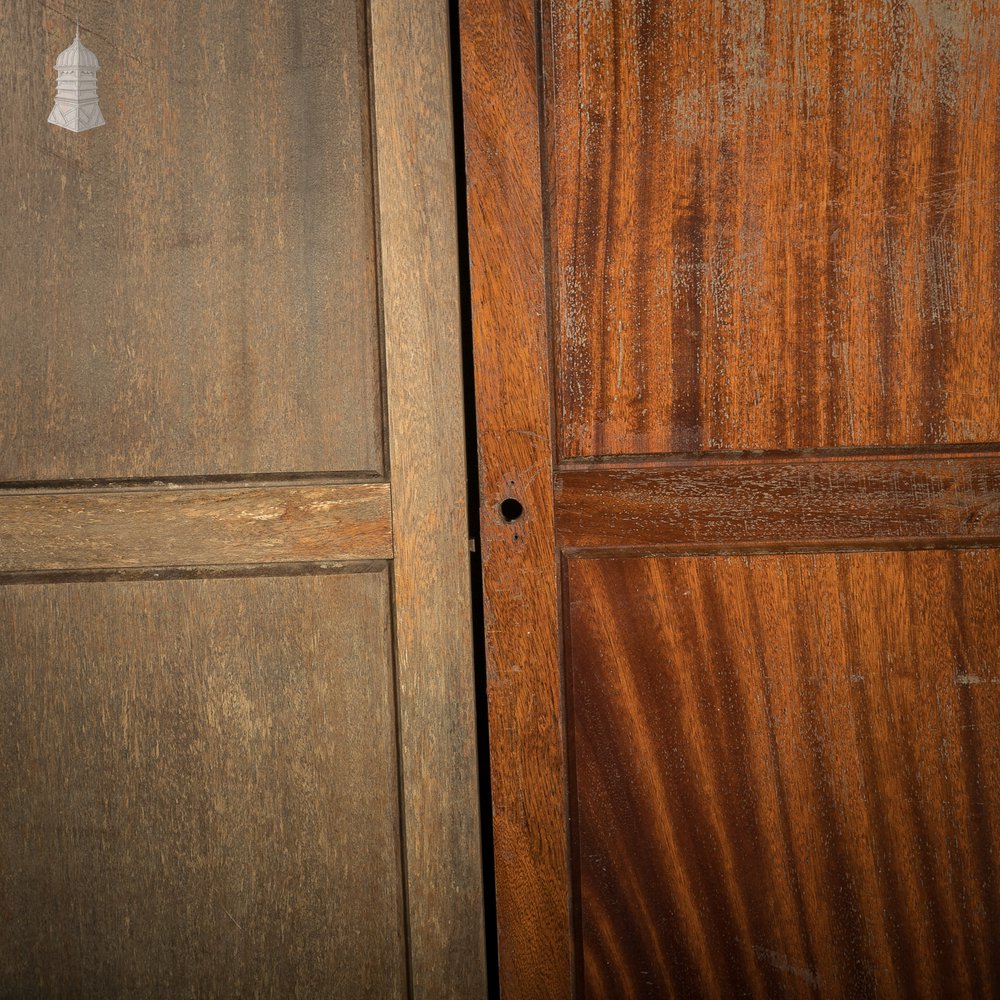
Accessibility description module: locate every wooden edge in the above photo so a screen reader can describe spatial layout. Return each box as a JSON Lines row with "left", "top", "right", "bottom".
{"left": 556, "top": 457, "right": 1000, "bottom": 551}
{"left": 0, "top": 483, "right": 392, "bottom": 573}
{"left": 369, "top": 2, "right": 487, "bottom": 997}
{"left": 554, "top": 442, "right": 1000, "bottom": 471}
{"left": 460, "top": 0, "right": 575, "bottom": 996}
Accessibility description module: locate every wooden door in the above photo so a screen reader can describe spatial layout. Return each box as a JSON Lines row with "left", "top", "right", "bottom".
{"left": 460, "top": 1, "right": 1000, "bottom": 997}
{"left": 0, "top": 2, "right": 485, "bottom": 997}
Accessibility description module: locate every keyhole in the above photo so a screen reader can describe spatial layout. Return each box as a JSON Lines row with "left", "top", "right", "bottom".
{"left": 499, "top": 498, "right": 524, "bottom": 522}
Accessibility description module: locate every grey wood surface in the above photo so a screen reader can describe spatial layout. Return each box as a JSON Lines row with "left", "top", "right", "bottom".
{"left": 0, "top": 569, "right": 407, "bottom": 998}
{"left": 0, "top": 1, "right": 485, "bottom": 995}
{"left": 0, "top": 0, "right": 383, "bottom": 480}
{"left": 0, "top": 482, "right": 392, "bottom": 572}
{"left": 371, "top": 0, "right": 488, "bottom": 994}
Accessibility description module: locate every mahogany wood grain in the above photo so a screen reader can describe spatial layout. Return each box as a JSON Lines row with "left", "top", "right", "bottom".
{"left": 461, "top": 1, "right": 1000, "bottom": 997}
{"left": 370, "top": 0, "right": 487, "bottom": 993}
{"left": 0, "top": 569, "right": 407, "bottom": 998}
{"left": 459, "top": 0, "right": 573, "bottom": 995}
{"left": 548, "top": 0, "right": 1000, "bottom": 459}
{"left": 0, "top": 0, "right": 383, "bottom": 480}
{"left": 556, "top": 456, "right": 1000, "bottom": 551}
{"left": 0, "top": 482, "right": 392, "bottom": 573}
{"left": 566, "top": 548, "right": 1000, "bottom": 999}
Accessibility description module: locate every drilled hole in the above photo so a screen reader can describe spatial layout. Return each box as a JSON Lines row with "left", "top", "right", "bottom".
{"left": 499, "top": 497, "right": 524, "bottom": 523}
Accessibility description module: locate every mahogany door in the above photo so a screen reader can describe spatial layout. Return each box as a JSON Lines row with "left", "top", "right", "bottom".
{"left": 460, "top": 1, "right": 1000, "bottom": 997}
{"left": 0, "top": 2, "right": 485, "bottom": 997}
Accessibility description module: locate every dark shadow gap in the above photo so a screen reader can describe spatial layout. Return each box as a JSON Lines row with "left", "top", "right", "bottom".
{"left": 448, "top": 2, "right": 500, "bottom": 997}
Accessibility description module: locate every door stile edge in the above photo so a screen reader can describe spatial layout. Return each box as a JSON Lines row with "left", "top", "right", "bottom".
{"left": 369, "top": 1, "right": 488, "bottom": 996}
{"left": 459, "top": 0, "right": 575, "bottom": 995}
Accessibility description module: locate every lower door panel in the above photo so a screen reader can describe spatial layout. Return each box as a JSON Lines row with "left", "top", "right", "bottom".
{"left": 567, "top": 549, "right": 1000, "bottom": 999}
{"left": 0, "top": 568, "right": 406, "bottom": 998}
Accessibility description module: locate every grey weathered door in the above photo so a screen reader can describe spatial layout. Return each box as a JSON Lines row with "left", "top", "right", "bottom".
{"left": 0, "top": 2, "right": 485, "bottom": 996}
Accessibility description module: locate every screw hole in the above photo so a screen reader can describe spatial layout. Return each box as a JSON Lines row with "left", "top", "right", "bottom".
{"left": 499, "top": 497, "right": 524, "bottom": 522}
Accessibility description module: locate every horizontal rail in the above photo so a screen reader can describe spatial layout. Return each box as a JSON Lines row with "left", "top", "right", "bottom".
{"left": 0, "top": 483, "right": 392, "bottom": 573}
{"left": 556, "top": 457, "right": 1000, "bottom": 551}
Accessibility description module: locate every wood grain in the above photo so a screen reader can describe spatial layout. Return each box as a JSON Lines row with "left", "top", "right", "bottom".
{"left": 0, "top": 569, "right": 407, "bottom": 998}
{"left": 549, "top": 0, "right": 1000, "bottom": 458}
{"left": 0, "top": 482, "right": 392, "bottom": 572}
{"left": 4, "top": 0, "right": 486, "bottom": 993}
{"left": 567, "top": 548, "right": 1000, "bottom": 999}
{"left": 459, "top": 0, "right": 574, "bottom": 995}
{"left": 370, "top": 1, "right": 486, "bottom": 994}
{"left": 461, "top": 1, "right": 1000, "bottom": 997}
{"left": 0, "top": 0, "right": 383, "bottom": 480}
{"left": 556, "top": 456, "right": 1000, "bottom": 551}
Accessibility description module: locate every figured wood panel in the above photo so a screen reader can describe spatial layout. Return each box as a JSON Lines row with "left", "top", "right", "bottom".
{"left": 0, "top": 569, "right": 407, "bottom": 998}
{"left": 556, "top": 455, "right": 1000, "bottom": 551}
{"left": 370, "top": 1, "right": 487, "bottom": 994}
{"left": 459, "top": 0, "right": 573, "bottom": 995}
{"left": 567, "top": 549, "right": 1000, "bottom": 999}
{"left": 0, "top": 482, "right": 392, "bottom": 572}
{"left": 0, "top": 0, "right": 382, "bottom": 480}
{"left": 550, "top": 0, "right": 1000, "bottom": 458}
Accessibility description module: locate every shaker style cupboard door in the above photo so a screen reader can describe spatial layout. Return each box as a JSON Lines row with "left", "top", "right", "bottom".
{"left": 0, "top": 2, "right": 485, "bottom": 997}
{"left": 460, "top": 1, "right": 1000, "bottom": 998}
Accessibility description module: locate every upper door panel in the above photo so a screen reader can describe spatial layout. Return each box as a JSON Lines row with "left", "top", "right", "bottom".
{"left": 0, "top": 0, "right": 383, "bottom": 481}
{"left": 550, "top": 0, "right": 1000, "bottom": 459}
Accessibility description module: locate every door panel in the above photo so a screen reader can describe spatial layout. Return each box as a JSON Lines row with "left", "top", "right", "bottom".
{"left": 567, "top": 549, "right": 1000, "bottom": 999}
{"left": 460, "top": 0, "right": 1000, "bottom": 997}
{"left": 550, "top": 0, "right": 1000, "bottom": 458}
{"left": 0, "top": 570, "right": 406, "bottom": 997}
{"left": 0, "top": 0, "right": 382, "bottom": 480}
{"left": 1, "top": 1, "right": 485, "bottom": 996}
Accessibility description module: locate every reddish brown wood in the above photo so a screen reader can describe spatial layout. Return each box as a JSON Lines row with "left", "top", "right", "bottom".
{"left": 459, "top": 0, "right": 573, "bottom": 995}
{"left": 566, "top": 548, "right": 1000, "bottom": 999}
{"left": 556, "top": 456, "right": 1000, "bottom": 551}
{"left": 460, "top": 1, "right": 1000, "bottom": 998}
{"left": 549, "top": 0, "right": 1000, "bottom": 459}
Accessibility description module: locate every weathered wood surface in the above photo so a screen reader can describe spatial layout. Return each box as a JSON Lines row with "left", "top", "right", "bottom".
{"left": 459, "top": 0, "right": 573, "bottom": 995}
{"left": 371, "top": 0, "right": 487, "bottom": 995}
{"left": 0, "top": 569, "right": 408, "bottom": 998}
{"left": 3, "top": 0, "right": 486, "bottom": 994}
{"left": 0, "top": 0, "right": 383, "bottom": 480}
{"left": 0, "top": 482, "right": 392, "bottom": 572}
{"left": 549, "top": 0, "right": 1000, "bottom": 458}
{"left": 567, "top": 548, "right": 1000, "bottom": 998}
{"left": 556, "top": 456, "right": 1000, "bottom": 551}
